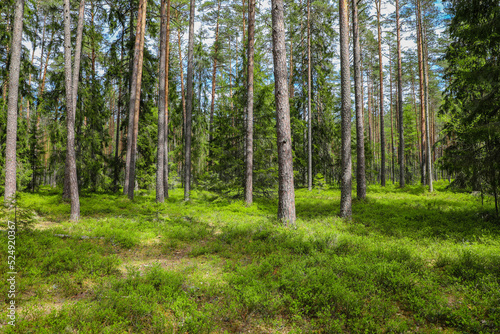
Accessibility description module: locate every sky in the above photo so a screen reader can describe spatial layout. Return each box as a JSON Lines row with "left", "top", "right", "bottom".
{"left": 22, "top": 0, "right": 449, "bottom": 98}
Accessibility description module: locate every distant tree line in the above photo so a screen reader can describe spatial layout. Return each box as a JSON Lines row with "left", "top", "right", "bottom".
{"left": 3, "top": 0, "right": 492, "bottom": 221}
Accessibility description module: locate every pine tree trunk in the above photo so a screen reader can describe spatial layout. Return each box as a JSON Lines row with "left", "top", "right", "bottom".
{"left": 27, "top": 45, "right": 36, "bottom": 127}
{"left": 244, "top": 0, "right": 255, "bottom": 205}
{"left": 2, "top": 17, "right": 9, "bottom": 107}
{"left": 369, "top": 70, "right": 375, "bottom": 182}
{"left": 271, "top": 0, "right": 296, "bottom": 226}
{"left": 352, "top": 0, "right": 366, "bottom": 200}
{"left": 164, "top": 0, "right": 171, "bottom": 198}
{"left": 367, "top": 71, "right": 372, "bottom": 145}
{"left": 125, "top": 0, "right": 147, "bottom": 199}
{"left": 307, "top": 0, "right": 313, "bottom": 191}
{"left": 184, "top": 0, "right": 195, "bottom": 201}
{"left": 376, "top": 0, "right": 386, "bottom": 187}
{"left": 124, "top": 2, "right": 143, "bottom": 195}
{"left": 177, "top": 21, "right": 186, "bottom": 144}
{"left": 63, "top": 0, "right": 80, "bottom": 220}
{"left": 339, "top": 0, "right": 352, "bottom": 217}
{"left": 209, "top": 0, "right": 221, "bottom": 163}
{"left": 410, "top": 72, "right": 420, "bottom": 176}
{"left": 417, "top": 0, "right": 426, "bottom": 185}
{"left": 114, "top": 27, "right": 125, "bottom": 192}
{"left": 39, "top": 30, "right": 54, "bottom": 98}
{"left": 109, "top": 97, "right": 115, "bottom": 156}
{"left": 390, "top": 57, "right": 395, "bottom": 184}
{"left": 4, "top": 0, "right": 24, "bottom": 204}
{"left": 421, "top": 19, "right": 433, "bottom": 192}
{"left": 63, "top": 0, "right": 85, "bottom": 199}
{"left": 229, "top": 37, "right": 234, "bottom": 113}
{"left": 156, "top": 0, "right": 167, "bottom": 203}
{"left": 289, "top": 40, "right": 294, "bottom": 98}
{"left": 396, "top": 0, "right": 405, "bottom": 187}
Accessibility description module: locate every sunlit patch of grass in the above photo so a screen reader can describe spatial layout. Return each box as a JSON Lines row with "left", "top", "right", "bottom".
{"left": 2, "top": 181, "right": 500, "bottom": 332}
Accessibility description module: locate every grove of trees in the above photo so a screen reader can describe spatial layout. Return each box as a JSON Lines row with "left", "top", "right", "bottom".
{"left": 1, "top": 0, "right": 498, "bottom": 219}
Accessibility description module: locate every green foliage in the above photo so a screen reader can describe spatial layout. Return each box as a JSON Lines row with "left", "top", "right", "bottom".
{"left": 0, "top": 193, "right": 37, "bottom": 231}
{"left": 442, "top": 0, "right": 500, "bottom": 215}
{"left": 2, "top": 185, "right": 500, "bottom": 332}
{"left": 288, "top": 0, "right": 339, "bottom": 188}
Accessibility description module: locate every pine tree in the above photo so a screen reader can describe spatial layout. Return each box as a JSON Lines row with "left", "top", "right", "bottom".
{"left": 339, "top": 0, "right": 352, "bottom": 217}
{"left": 63, "top": 0, "right": 81, "bottom": 220}
{"left": 125, "top": 0, "right": 147, "bottom": 200}
{"left": 156, "top": 0, "right": 167, "bottom": 203}
{"left": 185, "top": 0, "right": 196, "bottom": 201}
{"left": 396, "top": 0, "right": 405, "bottom": 187}
{"left": 375, "top": 0, "right": 385, "bottom": 187}
{"left": 4, "top": 0, "right": 24, "bottom": 204}
{"left": 307, "top": 0, "right": 312, "bottom": 191}
{"left": 244, "top": 0, "right": 255, "bottom": 205}
{"left": 272, "top": 0, "right": 296, "bottom": 225}
{"left": 352, "top": 0, "right": 366, "bottom": 200}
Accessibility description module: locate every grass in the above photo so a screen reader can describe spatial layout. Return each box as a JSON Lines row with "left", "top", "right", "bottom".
{"left": 1, "top": 180, "right": 500, "bottom": 333}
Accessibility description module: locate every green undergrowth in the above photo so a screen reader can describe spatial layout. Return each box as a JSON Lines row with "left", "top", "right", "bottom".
{"left": 1, "top": 180, "right": 500, "bottom": 333}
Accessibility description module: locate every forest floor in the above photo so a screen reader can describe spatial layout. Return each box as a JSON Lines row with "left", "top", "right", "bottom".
{"left": 1, "top": 181, "right": 500, "bottom": 333}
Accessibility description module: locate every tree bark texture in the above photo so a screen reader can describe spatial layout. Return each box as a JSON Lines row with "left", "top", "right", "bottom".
{"left": 396, "top": 0, "right": 405, "bottom": 187}
{"left": 209, "top": 0, "right": 221, "bottom": 163}
{"left": 245, "top": 0, "right": 255, "bottom": 205}
{"left": 176, "top": 23, "right": 186, "bottom": 140}
{"left": 339, "top": 0, "right": 352, "bottom": 218}
{"left": 126, "top": 0, "right": 147, "bottom": 200}
{"left": 352, "top": 0, "right": 366, "bottom": 200}
{"left": 156, "top": 0, "right": 167, "bottom": 203}
{"left": 307, "top": 0, "right": 313, "bottom": 191}
{"left": 184, "top": 0, "right": 195, "bottom": 201}
{"left": 376, "top": 0, "right": 386, "bottom": 187}
{"left": 114, "top": 27, "right": 125, "bottom": 192}
{"left": 63, "top": 0, "right": 80, "bottom": 220}
{"left": 124, "top": 1, "right": 143, "bottom": 195}
{"left": 63, "top": 0, "right": 86, "bottom": 199}
{"left": 164, "top": 0, "right": 172, "bottom": 198}
{"left": 390, "top": 57, "right": 395, "bottom": 183}
{"left": 421, "top": 15, "right": 433, "bottom": 192}
{"left": 417, "top": 0, "right": 426, "bottom": 185}
{"left": 4, "top": 0, "right": 24, "bottom": 204}
{"left": 271, "top": 0, "right": 296, "bottom": 226}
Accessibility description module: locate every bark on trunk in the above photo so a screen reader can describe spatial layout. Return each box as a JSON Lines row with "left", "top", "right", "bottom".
{"left": 421, "top": 17, "right": 433, "bottom": 192}
{"left": 157, "top": 0, "right": 167, "bottom": 203}
{"left": 244, "top": 0, "right": 255, "bottom": 205}
{"left": 352, "top": 0, "right": 366, "bottom": 200}
{"left": 177, "top": 22, "right": 186, "bottom": 142}
{"left": 307, "top": 0, "right": 313, "bottom": 191}
{"left": 39, "top": 30, "right": 54, "bottom": 97}
{"left": 367, "top": 71, "right": 372, "bottom": 145}
{"left": 271, "top": 0, "right": 296, "bottom": 226}
{"left": 184, "top": 0, "right": 195, "bottom": 201}
{"left": 63, "top": 0, "right": 86, "bottom": 199}
{"left": 396, "top": 0, "right": 405, "bottom": 187}
{"left": 289, "top": 40, "right": 294, "bottom": 98}
{"left": 125, "top": 0, "right": 147, "bottom": 199}
{"left": 63, "top": 0, "right": 80, "bottom": 220}
{"left": 339, "top": 0, "right": 352, "bottom": 217}
{"left": 124, "top": 2, "right": 143, "bottom": 194}
{"left": 4, "top": 0, "right": 24, "bottom": 204}
{"left": 164, "top": 0, "right": 172, "bottom": 198}
{"left": 376, "top": 0, "right": 386, "bottom": 187}
{"left": 390, "top": 57, "right": 395, "bottom": 184}
{"left": 114, "top": 26, "right": 125, "bottom": 192}
{"left": 417, "top": 0, "right": 426, "bottom": 185}
{"left": 209, "top": 0, "right": 221, "bottom": 163}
